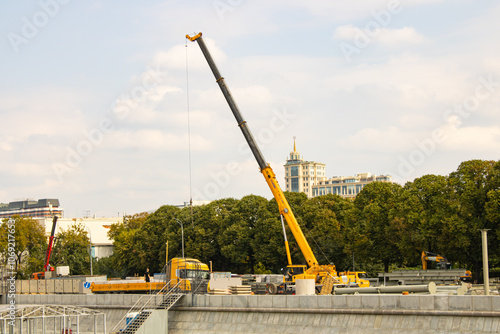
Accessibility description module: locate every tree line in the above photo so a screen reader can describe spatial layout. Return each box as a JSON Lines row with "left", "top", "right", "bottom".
{"left": 1, "top": 159, "right": 499, "bottom": 281}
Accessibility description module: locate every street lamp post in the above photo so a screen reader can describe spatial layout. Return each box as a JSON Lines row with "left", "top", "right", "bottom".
{"left": 173, "top": 218, "right": 184, "bottom": 258}
{"left": 85, "top": 226, "right": 93, "bottom": 276}
{"left": 480, "top": 229, "right": 490, "bottom": 295}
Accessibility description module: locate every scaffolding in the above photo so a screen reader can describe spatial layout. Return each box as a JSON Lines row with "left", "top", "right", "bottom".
{"left": 0, "top": 305, "right": 106, "bottom": 334}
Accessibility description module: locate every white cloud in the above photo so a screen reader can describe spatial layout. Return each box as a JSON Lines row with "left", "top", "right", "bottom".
{"left": 377, "top": 27, "right": 425, "bottom": 45}
{"left": 333, "top": 25, "right": 425, "bottom": 46}
{"left": 441, "top": 126, "right": 500, "bottom": 151}
{"left": 104, "top": 129, "right": 211, "bottom": 151}
{"left": 338, "top": 126, "right": 419, "bottom": 152}
{"left": 152, "top": 38, "right": 227, "bottom": 72}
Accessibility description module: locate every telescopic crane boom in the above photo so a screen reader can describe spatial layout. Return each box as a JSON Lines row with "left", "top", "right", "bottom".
{"left": 44, "top": 216, "right": 58, "bottom": 271}
{"left": 186, "top": 32, "right": 318, "bottom": 268}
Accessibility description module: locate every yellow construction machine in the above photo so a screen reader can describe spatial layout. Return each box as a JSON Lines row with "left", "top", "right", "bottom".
{"left": 187, "top": 33, "right": 369, "bottom": 294}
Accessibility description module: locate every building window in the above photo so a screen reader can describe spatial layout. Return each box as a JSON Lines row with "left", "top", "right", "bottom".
{"left": 291, "top": 166, "right": 299, "bottom": 177}
{"left": 291, "top": 178, "right": 299, "bottom": 192}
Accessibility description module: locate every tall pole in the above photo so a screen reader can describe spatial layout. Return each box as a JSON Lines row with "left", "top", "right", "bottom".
{"left": 480, "top": 229, "right": 490, "bottom": 295}
{"left": 86, "top": 227, "right": 93, "bottom": 276}
{"left": 173, "top": 218, "right": 185, "bottom": 258}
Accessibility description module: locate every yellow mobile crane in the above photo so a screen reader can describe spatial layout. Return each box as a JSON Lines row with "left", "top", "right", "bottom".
{"left": 186, "top": 33, "right": 369, "bottom": 293}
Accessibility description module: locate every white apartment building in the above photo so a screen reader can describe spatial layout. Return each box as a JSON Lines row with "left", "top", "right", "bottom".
{"left": 284, "top": 139, "right": 392, "bottom": 199}
{"left": 311, "top": 173, "right": 392, "bottom": 199}
{"left": 36, "top": 217, "right": 121, "bottom": 260}
{"left": 284, "top": 139, "right": 326, "bottom": 198}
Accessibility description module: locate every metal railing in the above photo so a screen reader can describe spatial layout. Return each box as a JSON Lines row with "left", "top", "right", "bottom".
{"left": 111, "top": 280, "right": 184, "bottom": 334}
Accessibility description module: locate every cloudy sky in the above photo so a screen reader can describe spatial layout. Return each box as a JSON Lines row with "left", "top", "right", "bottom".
{"left": 1, "top": 0, "right": 499, "bottom": 218}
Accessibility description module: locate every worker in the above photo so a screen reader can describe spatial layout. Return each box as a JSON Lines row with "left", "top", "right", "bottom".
{"left": 145, "top": 268, "right": 151, "bottom": 283}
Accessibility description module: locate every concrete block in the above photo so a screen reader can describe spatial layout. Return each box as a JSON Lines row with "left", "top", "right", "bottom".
{"left": 399, "top": 314, "right": 413, "bottom": 329}
{"left": 257, "top": 295, "right": 272, "bottom": 308}
{"left": 286, "top": 295, "right": 300, "bottom": 309}
{"left": 448, "top": 295, "right": 471, "bottom": 310}
{"left": 482, "top": 317, "right": 493, "bottom": 332}
{"left": 491, "top": 318, "right": 500, "bottom": 333}
{"left": 208, "top": 295, "right": 223, "bottom": 308}
{"left": 37, "top": 280, "right": 45, "bottom": 294}
{"left": 399, "top": 295, "right": 419, "bottom": 310}
{"left": 63, "top": 279, "right": 72, "bottom": 293}
{"left": 379, "top": 295, "right": 399, "bottom": 309}
{"left": 331, "top": 295, "right": 348, "bottom": 309}
{"left": 419, "top": 295, "right": 434, "bottom": 310}
{"left": 467, "top": 317, "right": 478, "bottom": 332}
{"left": 54, "top": 280, "right": 63, "bottom": 293}
{"left": 15, "top": 280, "right": 22, "bottom": 294}
{"left": 475, "top": 317, "right": 485, "bottom": 331}
{"left": 110, "top": 294, "right": 124, "bottom": 305}
{"left": 459, "top": 316, "right": 470, "bottom": 331}
{"left": 46, "top": 280, "right": 55, "bottom": 294}
{"left": 439, "top": 316, "right": 453, "bottom": 330}
{"left": 26, "top": 294, "right": 35, "bottom": 304}
{"left": 247, "top": 295, "right": 259, "bottom": 308}
{"left": 272, "top": 295, "right": 286, "bottom": 308}
{"left": 434, "top": 295, "right": 449, "bottom": 310}
{"left": 21, "top": 280, "right": 30, "bottom": 294}
{"left": 29, "top": 280, "right": 37, "bottom": 293}
{"left": 472, "top": 296, "right": 493, "bottom": 311}
{"left": 300, "top": 295, "right": 317, "bottom": 309}
{"left": 361, "top": 295, "right": 379, "bottom": 309}
{"left": 189, "top": 294, "right": 201, "bottom": 307}
{"left": 451, "top": 316, "right": 462, "bottom": 331}
{"left": 232, "top": 295, "right": 248, "bottom": 308}
{"left": 316, "top": 295, "right": 332, "bottom": 309}
{"left": 493, "top": 295, "right": 500, "bottom": 312}
{"left": 346, "top": 295, "right": 362, "bottom": 309}
{"left": 58, "top": 295, "right": 70, "bottom": 305}
{"left": 413, "top": 315, "right": 426, "bottom": 329}
{"left": 47, "top": 294, "right": 56, "bottom": 304}
{"left": 221, "top": 295, "right": 233, "bottom": 307}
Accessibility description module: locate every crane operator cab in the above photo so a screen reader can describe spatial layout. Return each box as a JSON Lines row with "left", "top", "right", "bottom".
{"left": 283, "top": 265, "right": 308, "bottom": 283}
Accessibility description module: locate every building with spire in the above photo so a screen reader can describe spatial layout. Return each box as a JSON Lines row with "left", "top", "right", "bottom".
{"left": 284, "top": 139, "right": 392, "bottom": 199}
{"left": 284, "top": 137, "right": 326, "bottom": 198}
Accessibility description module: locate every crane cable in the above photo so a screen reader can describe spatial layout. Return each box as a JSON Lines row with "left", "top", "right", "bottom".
{"left": 185, "top": 38, "right": 194, "bottom": 227}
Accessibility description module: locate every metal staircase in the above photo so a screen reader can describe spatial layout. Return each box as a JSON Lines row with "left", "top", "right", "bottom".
{"left": 111, "top": 280, "right": 184, "bottom": 334}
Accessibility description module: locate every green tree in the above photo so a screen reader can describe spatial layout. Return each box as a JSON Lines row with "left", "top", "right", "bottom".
{"left": 51, "top": 223, "right": 90, "bottom": 275}
{"left": 0, "top": 215, "right": 47, "bottom": 278}
{"left": 108, "top": 212, "right": 150, "bottom": 276}
{"left": 299, "top": 195, "right": 343, "bottom": 268}
{"left": 349, "top": 182, "right": 403, "bottom": 272}
{"left": 394, "top": 174, "right": 465, "bottom": 267}
{"left": 448, "top": 160, "right": 497, "bottom": 281}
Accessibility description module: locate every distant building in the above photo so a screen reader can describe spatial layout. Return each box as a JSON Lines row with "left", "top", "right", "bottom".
{"left": 284, "top": 138, "right": 326, "bottom": 198}
{"left": 284, "top": 139, "right": 392, "bottom": 199}
{"left": 36, "top": 217, "right": 121, "bottom": 260}
{"left": 312, "top": 173, "right": 392, "bottom": 198}
{"left": 0, "top": 198, "right": 63, "bottom": 219}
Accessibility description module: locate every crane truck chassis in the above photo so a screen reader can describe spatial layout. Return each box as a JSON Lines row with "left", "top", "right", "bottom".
{"left": 90, "top": 257, "right": 210, "bottom": 294}
{"left": 187, "top": 32, "right": 369, "bottom": 293}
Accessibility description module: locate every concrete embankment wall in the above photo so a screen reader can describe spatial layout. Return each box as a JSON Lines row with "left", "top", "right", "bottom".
{"left": 11, "top": 293, "right": 500, "bottom": 334}
{"left": 169, "top": 294, "right": 500, "bottom": 334}
{"left": 13, "top": 293, "right": 147, "bottom": 332}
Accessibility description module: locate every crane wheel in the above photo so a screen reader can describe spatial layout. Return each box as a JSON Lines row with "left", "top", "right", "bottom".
{"left": 267, "top": 283, "right": 278, "bottom": 295}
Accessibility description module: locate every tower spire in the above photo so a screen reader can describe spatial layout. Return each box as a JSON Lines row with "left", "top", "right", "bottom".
{"left": 293, "top": 136, "right": 296, "bottom": 152}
